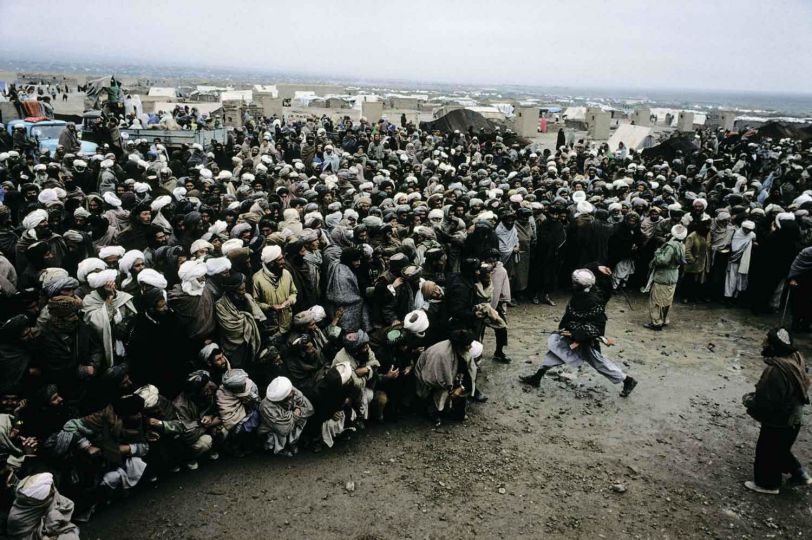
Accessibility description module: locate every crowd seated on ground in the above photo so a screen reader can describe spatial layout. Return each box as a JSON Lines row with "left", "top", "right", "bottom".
{"left": 0, "top": 110, "right": 811, "bottom": 530}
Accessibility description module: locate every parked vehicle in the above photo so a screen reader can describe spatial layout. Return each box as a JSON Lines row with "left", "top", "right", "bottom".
{"left": 6, "top": 118, "right": 98, "bottom": 156}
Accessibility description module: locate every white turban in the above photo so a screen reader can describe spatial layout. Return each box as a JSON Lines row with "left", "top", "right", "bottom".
{"left": 133, "top": 182, "right": 151, "bottom": 194}
{"left": 135, "top": 384, "right": 160, "bottom": 409}
{"left": 137, "top": 268, "right": 168, "bottom": 289}
{"left": 18, "top": 473, "right": 54, "bottom": 502}
{"left": 77, "top": 258, "right": 106, "bottom": 283}
{"left": 206, "top": 257, "right": 231, "bottom": 276}
{"left": 261, "top": 245, "right": 283, "bottom": 264}
{"left": 572, "top": 191, "right": 587, "bottom": 204}
{"left": 403, "top": 310, "right": 430, "bottom": 335}
{"left": 190, "top": 239, "right": 213, "bottom": 255}
{"left": 178, "top": 260, "right": 207, "bottom": 282}
{"left": 87, "top": 269, "right": 118, "bottom": 289}
{"left": 608, "top": 202, "right": 622, "bottom": 212}
{"left": 425, "top": 209, "right": 443, "bottom": 221}
{"left": 99, "top": 159, "right": 113, "bottom": 168}
{"left": 571, "top": 268, "right": 596, "bottom": 289}
{"left": 470, "top": 340, "right": 484, "bottom": 360}
{"left": 575, "top": 201, "right": 594, "bottom": 217}
{"left": 118, "top": 249, "right": 145, "bottom": 273}
{"left": 102, "top": 192, "right": 122, "bottom": 207}
{"left": 304, "top": 212, "right": 324, "bottom": 227}
{"left": 221, "top": 239, "right": 244, "bottom": 256}
{"left": 265, "top": 376, "right": 293, "bottom": 402}
{"left": 98, "top": 245, "right": 125, "bottom": 259}
{"left": 775, "top": 212, "right": 796, "bottom": 228}
{"left": 670, "top": 224, "right": 688, "bottom": 240}
{"left": 309, "top": 305, "right": 327, "bottom": 322}
{"left": 37, "top": 188, "right": 58, "bottom": 205}
{"left": 741, "top": 220, "right": 756, "bottom": 231}
{"left": 22, "top": 209, "right": 48, "bottom": 230}
{"left": 151, "top": 195, "right": 171, "bottom": 212}
{"left": 173, "top": 187, "right": 187, "bottom": 200}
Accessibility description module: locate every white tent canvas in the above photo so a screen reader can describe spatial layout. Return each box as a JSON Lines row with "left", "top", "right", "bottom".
{"left": 608, "top": 124, "right": 654, "bottom": 152}
{"left": 148, "top": 87, "right": 177, "bottom": 98}
{"left": 563, "top": 106, "right": 586, "bottom": 121}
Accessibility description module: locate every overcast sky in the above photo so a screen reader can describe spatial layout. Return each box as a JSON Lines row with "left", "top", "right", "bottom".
{"left": 1, "top": 0, "right": 811, "bottom": 93}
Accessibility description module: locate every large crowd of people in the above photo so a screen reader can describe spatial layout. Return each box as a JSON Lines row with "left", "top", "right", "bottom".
{"left": 0, "top": 104, "right": 811, "bottom": 534}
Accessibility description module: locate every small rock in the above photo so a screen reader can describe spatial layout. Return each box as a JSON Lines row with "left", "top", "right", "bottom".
{"left": 345, "top": 480, "right": 355, "bottom": 493}
{"left": 611, "top": 483, "right": 627, "bottom": 493}
{"left": 498, "top": 487, "right": 507, "bottom": 494}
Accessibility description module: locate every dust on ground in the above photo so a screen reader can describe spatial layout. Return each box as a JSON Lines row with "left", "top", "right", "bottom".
{"left": 83, "top": 292, "right": 812, "bottom": 539}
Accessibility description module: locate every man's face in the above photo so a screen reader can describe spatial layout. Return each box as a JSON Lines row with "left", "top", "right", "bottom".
{"left": 138, "top": 210, "right": 151, "bottom": 225}
{"left": 154, "top": 231, "right": 167, "bottom": 246}
{"left": 35, "top": 219, "right": 51, "bottom": 238}
{"left": 153, "top": 298, "right": 169, "bottom": 314}
{"left": 132, "top": 259, "right": 145, "bottom": 274}
{"left": 211, "top": 353, "right": 227, "bottom": 370}
{"left": 49, "top": 392, "right": 64, "bottom": 407}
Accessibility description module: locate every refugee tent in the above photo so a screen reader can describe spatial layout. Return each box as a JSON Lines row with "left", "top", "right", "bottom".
{"left": 420, "top": 108, "right": 498, "bottom": 134}
{"left": 221, "top": 90, "right": 253, "bottom": 103}
{"left": 148, "top": 87, "right": 177, "bottom": 98}
{"left": 563, "top": 106, "right": 586, "bottom": 121}
{"left": 641, "top": 135, "right": 699, "bottom": 161}
{"left": 607, "top": 124, "right": 654, "bottom": 152}
{"left": 753, "top": 121, "right": 812, "bottom": 142}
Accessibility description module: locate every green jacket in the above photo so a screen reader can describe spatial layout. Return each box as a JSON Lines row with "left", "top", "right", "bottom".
{"left": 684, "top": 232, "right": 711, "bottom": 275}
{"left": 651, "top": 240, "right": 685, "bottom": 285}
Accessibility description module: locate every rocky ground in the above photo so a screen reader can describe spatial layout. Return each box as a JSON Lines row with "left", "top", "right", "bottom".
{"left": 82, "top": 292, "right": 812, "bottom": 539}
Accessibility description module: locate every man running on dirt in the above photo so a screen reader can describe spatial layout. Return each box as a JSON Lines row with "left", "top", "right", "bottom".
{"left": 519, "top": 268, "right": 638, "bottom": 397}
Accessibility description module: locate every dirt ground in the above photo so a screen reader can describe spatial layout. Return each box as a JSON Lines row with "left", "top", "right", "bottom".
{"left": 82, "top": 291, "right": 812, "bottom": 539}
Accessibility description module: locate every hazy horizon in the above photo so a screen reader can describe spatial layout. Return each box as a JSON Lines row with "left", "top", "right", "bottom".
{"left": 1, "top": 0, "right": 811, "bottom": 95}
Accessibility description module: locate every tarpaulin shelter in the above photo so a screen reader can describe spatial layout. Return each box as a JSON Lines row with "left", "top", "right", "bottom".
{"left": 641, "top": 135, "right": 699, "bottom": 161}
{"left": 752, "top": 121, "right": 812, "bottom": 142}
{"left": 420, "top": 108, "right": 499, "bottom": 134}
{"left": 608, "top": 124, "right": 654, "bottom": 152}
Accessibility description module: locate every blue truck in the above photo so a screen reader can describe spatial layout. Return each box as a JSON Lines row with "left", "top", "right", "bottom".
{"left": 6, "top": 118, "right": 98, "bottom": 156}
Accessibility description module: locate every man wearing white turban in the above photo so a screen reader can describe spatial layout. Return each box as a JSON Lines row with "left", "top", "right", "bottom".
{"left": 644, "top": 224, "right": 687, "bottom": 330}
{"left": 252, "top": 245, "right": 297, "bottom": 334}
{"left": 81, "top": 269, "right": 137, "bottom": 369}
{"left": 16, "top": 209, "right": 68, "bottom": 277}
{"left": 168, "top": 260, "right": 217, "bottom": 343}
{"left": 119, "top": 249, "right": 145, "bottom": 294}
{"left": 258, "top": 376, "right": 314, "bottom": 455}
{"left": 521, "top": 269, "right": 638, "bottom": 397}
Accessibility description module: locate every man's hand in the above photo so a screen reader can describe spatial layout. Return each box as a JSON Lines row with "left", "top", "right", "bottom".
{"left": 790, "top": 279, "right": 799, "bottom": 287}
{"left": 293, "top": 408, "right": 301, "bottom": 418}
{"left": 384, "top": 366, "right": 400, "bottom": 379}
{"left": 146, "top": 431, "right": 160, "bottom": 442}
{"left": 147, "top": 418, "right": 162, "bottom": 428}
{"left": 103, "top": 281, "right": 116, "bottom": 302}
{"left": 80, "top": 365, "right": 96, "bottom": 377}
{"left": 355, "top": 367, "right": 370, "bottom": 377}
{"left": 86, "top": 445, "right": 101, "bottom": 457}
{"left": 392, "top": 277, "right": 404, "bottom": 288}
{"left": 402, "top": 365, "right": 413, "bottom": 376}
{"left": 597, "top": 266, "right": 612, "bottom": 276}
{"left": 21, "top": 437, "right": 37, "bottom": 456}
